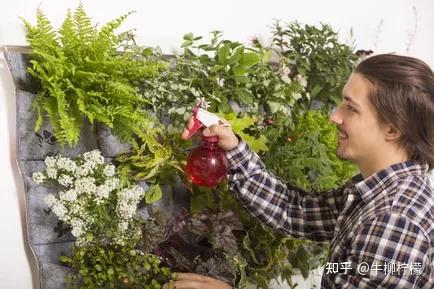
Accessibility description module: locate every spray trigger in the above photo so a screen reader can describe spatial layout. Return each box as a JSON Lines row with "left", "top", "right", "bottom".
{"left": 186, "top": 100, "right": 228, "bottom": 138}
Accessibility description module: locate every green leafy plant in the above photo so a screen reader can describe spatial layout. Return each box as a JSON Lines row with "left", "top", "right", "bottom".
{"left": 62, "top": 240, "right": 171, "bottom": 289}
{"left": 264, "top": 110, "right": 358, "bottom": 191}
{"left": 139, "top": 31, "right": 305, "bottom": 132}
{"left": 22, "top": 4, "right": 164, "bottom": 147}
{"left": 272, "top": 21, "right": 358, "bottom": 110}
{"left": 185, "top": 185, "right": 324, "bottom": 288}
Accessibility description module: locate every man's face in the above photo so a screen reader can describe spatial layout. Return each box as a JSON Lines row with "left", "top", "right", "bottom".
{"left": 329, "top": 73, "right": 388, "bottom": 165}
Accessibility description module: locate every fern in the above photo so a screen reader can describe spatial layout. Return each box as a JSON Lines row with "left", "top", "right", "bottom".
{"left": 23, "top": 4, "right": 165, "bottom": 147}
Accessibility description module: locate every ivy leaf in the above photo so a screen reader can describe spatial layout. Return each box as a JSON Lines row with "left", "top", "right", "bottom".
{"left": 145, "top": 183, "right": 163, "bottom": 204}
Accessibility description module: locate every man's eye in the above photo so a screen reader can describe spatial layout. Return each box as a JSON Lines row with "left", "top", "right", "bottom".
{"left": 347, "top": 104, "right": 357, "bottom": 112}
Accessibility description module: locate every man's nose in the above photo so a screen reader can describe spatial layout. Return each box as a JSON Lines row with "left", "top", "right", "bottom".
{"left": 329, "top": 107, "right": 342, "bottom": 125}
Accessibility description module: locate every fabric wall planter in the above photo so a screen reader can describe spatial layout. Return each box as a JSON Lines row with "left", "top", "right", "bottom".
{"left": 5, "top": 50, "right": 189, "bottom": 289}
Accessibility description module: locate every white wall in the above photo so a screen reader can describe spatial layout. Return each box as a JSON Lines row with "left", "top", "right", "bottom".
{"left": 1, "top": 1, "right": 433, "bottom": 289}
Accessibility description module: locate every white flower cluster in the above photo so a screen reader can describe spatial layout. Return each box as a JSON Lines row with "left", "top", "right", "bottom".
{"left": 116, "top": 185, "right": 144, "bottom": 245}
{"left": 70, "top": 218, "right": 86, "bottom": 241}
{"left": 103, "top": 164, "right": 115, "bottom": 177}
{"left": 94, "top": 177, "right": 119, "bottom": 204}
{"left": 32, "top": 150, "right": 144, "bottom": 246}
{"left": 117, "top": 185, "right": 144, "bottom": 220}
{"left": 75, "top": 177, "right": 97, "bottom": 194}
{"left": 83, "top": 150, "right": 105, "bottom": 166}
{"left": 32, "top": 172, "right": 46, "bottom": 183}
{"left": 58, "top": 174, "right": 74, "bottom": 187}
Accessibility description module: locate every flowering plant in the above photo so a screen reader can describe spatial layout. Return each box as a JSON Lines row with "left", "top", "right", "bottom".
{"left": 33, "top": 150, "right": 172, "bottom": 288}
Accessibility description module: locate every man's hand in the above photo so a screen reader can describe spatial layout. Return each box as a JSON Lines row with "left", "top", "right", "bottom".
{"left": 181, "top": 116, "right": 239, "bottom": 151}
{"left": 163, "top": 273, "right": 231, "bottom": 289}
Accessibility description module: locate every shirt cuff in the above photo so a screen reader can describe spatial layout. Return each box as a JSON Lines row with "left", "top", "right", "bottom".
{"left": 225, "top": 137, "right": 252, "bottom": 169}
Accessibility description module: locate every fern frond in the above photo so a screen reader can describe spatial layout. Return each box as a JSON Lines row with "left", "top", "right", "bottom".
{"left": 59, "top": 9, "right": 79, "bottom": 51}
{"left": 95, "top": 11, "right": 134, "bottom": 53}
{"left": 35, "top": 8, "right": 57, "bottom": 43}
{"left": 32, "top": 91, "right": 46, "bottom": 132}
{"left": 42, "top": 97, "right": 61, "bottom": 138}
{"left": 22, "top": 9, "right": 60, "bottom": 58}
{"left": 21, "top": 17, "right": 37, "bottom": 40}
{"left": 73, "top": 3, "right": 96, "bottom": 44}
{"left": 58, "top": 106, "right": 82, "bottom": 145}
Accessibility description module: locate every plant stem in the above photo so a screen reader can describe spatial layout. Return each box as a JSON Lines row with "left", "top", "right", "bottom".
{"left": 212, "top": 187, "right": 221, "bottom": 211}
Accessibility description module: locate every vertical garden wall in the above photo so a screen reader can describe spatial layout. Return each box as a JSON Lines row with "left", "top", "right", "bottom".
{"left": 7, "top": 4, "right": 361, "bottom": 289}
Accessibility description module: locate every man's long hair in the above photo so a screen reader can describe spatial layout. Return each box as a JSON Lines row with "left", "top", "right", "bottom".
{"left": 355, "top": 54, "right": 434, "bottom": 170}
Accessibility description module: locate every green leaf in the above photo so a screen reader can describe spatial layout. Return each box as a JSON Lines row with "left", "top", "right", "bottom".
{"left": 223, "top": 114, "right": 269, "bottom": 153}
{"left": 145, "top": 183, "right": 162, "bottom": 204}
{"left": 190, "top": 188, "right": 216, "bottom": 213}
{"left": 217, "top": 44, "right": 230, "bottom": 64}
{"left": 183, "top": 32, "right": 194, "bottom": 41}
{"left": 240, "top": 52, "right": 260, "bottom": 67}
{"left": 58, "top": 255, "right": 71, "bottom": 263}
{"left": 85, "top": 232, "right": 94, "bottom": 241}
{"left": 228, "top": 46, "right": 244, "bottom": 64}
{"left": 310, "top": 84, "right": 322, "bottom": 97}
{"left": 242, "top": 133, "right": 268, "bottom": 153}
{"left": 236, "top": 88, "right": 254, "bottom": 104}
{"left": 233, "top": 66, "right": 246, "bottom": 77}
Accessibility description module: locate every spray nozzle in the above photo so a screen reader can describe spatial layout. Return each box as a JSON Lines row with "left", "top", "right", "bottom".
{"left": 186, "top": 98, "right": 229, "bottom": 139}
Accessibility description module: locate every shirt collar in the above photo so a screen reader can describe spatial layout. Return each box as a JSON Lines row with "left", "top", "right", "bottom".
{"left": 352, "top": 160, "right": 429, "bottom": 203}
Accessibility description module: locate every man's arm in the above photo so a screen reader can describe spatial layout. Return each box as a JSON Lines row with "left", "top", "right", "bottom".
{"left": 226, "top": 139, "right": 349, "bottom": 242}
{"left": 334, "top": 212, "right": 430, "bottom": 288}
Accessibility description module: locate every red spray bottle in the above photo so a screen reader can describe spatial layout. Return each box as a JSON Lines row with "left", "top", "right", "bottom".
{"left": 185, "top": 99, "right": 229, "bottom": 187}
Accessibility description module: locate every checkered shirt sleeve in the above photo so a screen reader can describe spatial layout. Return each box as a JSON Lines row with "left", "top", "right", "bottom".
{"left": 226, "top": 140, "right": 348, "bottom": 242}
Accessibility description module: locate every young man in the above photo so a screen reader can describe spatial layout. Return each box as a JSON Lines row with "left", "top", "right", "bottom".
{"left": 165, "top": 54, "right": 434, "bottom": 289}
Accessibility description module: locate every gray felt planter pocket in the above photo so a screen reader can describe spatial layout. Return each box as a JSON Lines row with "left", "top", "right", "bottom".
{"left": 7, "top": 50, "right": 190, "bottom": 289}
{"left": 16, "top": 90, "right": 99, "bottom": 161}
{"left": 96, "top": 123, "right": 131, "bottom": 158}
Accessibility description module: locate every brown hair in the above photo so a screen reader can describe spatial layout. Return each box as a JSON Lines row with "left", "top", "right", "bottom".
{"left": 355, "top": 54, "right": 434, "bottom": 170}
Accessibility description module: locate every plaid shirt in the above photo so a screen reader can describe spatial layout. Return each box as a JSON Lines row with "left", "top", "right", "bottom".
{"left": 226, "top": 140, "right": 433, "bottom": 289}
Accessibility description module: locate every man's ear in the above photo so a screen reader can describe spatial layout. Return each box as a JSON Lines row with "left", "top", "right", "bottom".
{"left": 384, "top": 124, "right": 402, "bottom": 141}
